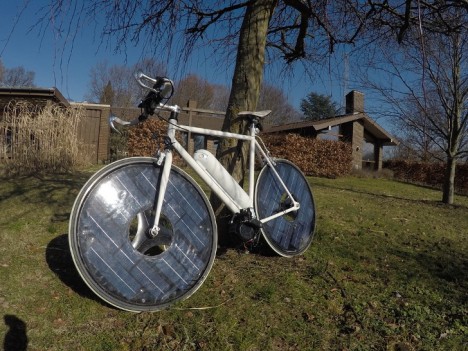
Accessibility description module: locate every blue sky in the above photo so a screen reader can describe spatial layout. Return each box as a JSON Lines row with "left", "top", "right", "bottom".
{"left": 0, "top": 2, "right": 355, "bottom": 111}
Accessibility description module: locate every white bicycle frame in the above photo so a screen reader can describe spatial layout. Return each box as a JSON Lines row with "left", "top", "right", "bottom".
{"left": 146, "top": 103, "right": 300, "bottom": 236}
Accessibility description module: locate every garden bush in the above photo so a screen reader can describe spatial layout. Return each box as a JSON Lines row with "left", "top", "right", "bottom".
{"left": 127, "top": 118, "right": 185, "bottom": 167}
{"left": 128, "top": 125, "right": 353, "bottom": 178}
{"left": 260, "top": 133, "right": 353, "bottom": 178}
{"left": 384, "top": 159, "right": 468, "bottom": 194}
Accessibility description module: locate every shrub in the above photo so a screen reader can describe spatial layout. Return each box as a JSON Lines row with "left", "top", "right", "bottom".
{"left": 127, "top": 125, "right": 353, "bottom": 178}
{"left": 384, "top": 159, "right": 468, "bottom": 194}
{"left": 127, "top": 118, "right": 184, "bottom": 167}
{"left": 260, "top": 133, "right": 353, "bottom": 178}
{"left": 0, "top": 101, "right": 83, "bottom": 175}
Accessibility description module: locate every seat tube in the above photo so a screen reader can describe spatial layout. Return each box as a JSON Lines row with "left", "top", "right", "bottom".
{"left": 248, "top": 123, "right": 256, "bottom": 205}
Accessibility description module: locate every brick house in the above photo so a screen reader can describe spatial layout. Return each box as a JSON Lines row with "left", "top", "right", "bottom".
{"left": 263, "top": 91, "right": 398, "bottom": 170}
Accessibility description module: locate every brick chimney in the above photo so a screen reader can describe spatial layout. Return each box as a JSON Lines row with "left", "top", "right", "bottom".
{"left": 345, "top": 90, "right": 364, "bottom": 114}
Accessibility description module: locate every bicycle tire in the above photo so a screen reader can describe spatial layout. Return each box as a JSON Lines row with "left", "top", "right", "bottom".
{"left": 254, "top": 159, "right": 316, "bottom": 257}
{"left": 69, "top": 157, "right": 217, "bottom": 312}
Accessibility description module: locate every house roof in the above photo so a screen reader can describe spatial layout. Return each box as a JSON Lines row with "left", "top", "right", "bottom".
{"left": 0, "top": 87, "right": 70, "bottom": 110}
{"left": 264, "top": 112, "right": 398, "bottom": 146}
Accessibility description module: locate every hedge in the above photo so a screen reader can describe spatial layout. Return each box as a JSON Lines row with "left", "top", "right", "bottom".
{"left": 127, "top": 123, "right": 353, "bottom": 178}
{"left": 260, "top": 133, "right": 353, "bottom": 178}
{"left": 384, "top": 159, "right": 468, "bottom": 194}
{"left": 127, "top": 118, "right": 184, "bottom": 167}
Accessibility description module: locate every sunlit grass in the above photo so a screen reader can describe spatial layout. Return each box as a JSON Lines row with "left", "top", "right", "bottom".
{"left": 0, "top": 171, "right": 466, "bottom": 350}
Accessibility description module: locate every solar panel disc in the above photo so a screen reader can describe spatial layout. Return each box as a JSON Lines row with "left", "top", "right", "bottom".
{"left": 254, "top": 159, "right": 316, "bottom": 257}
{"left": 69, "top": 157, "right": 217, "bottom": 312}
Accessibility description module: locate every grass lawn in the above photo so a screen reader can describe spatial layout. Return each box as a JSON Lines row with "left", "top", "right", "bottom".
{"left": 0, "top": 169, "right": 467, "bottom": 350}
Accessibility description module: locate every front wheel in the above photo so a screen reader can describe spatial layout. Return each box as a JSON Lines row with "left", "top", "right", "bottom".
{"left": 69, "top": 157, "right": 217, "bottom": 312}
{"left": 254, "top": 159, "right": 316, "bottom": 257}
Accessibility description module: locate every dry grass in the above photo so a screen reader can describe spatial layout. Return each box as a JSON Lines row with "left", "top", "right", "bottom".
{"left": 0, "top": 101, "right": 83, "bottom": 175}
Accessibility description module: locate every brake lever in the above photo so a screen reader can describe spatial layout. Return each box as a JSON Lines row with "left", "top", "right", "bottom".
{"left": 109, "top": 115, "right": 136, "bottom": 134}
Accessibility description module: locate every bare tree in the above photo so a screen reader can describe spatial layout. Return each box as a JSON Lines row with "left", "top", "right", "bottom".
{"left": 258, "top": 83, "right": 301, "bottom": 125}
{"left": 423, "top": 31, "right": 467, "bottom": 204}
{"left": 87, "top": 61, "right": 134, "bottom": 106}
{"left": 209, "top": 83, "right": 230, "bottom": 111}
{"left": 29, "top": 0, "right": 467, "bottom": 211}
{"left": 358, "top": 21, "right": 467, "bottom": 204}
{"left": 86, "top": 59, "right": 166, "bottom": 106}
{"left": 0, "top": 60, "right": 35, "bottom": 87}
{"left": 171, "top": 74, "right": 216, "bottom": 108}
{"left": 391, "top": 96, "right": 445, "bottom": 163}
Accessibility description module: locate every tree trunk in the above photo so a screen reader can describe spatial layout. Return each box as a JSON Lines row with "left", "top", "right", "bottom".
{"left": 211, "top": 0, "right": 277, "bottom": 243}
{"left": 442, "top": 155, "right": 456, "bottom": 204}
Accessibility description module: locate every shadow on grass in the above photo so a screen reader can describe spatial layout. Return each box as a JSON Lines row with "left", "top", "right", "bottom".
{"left": 0, "top": 172, "right": 91, "bottom": 220}
{"left": 390, "top": 245, "right": 468, "bottom": 298}
{"left": 3, "top": 315, "right": 28, "bottom": 351}
{"left": 313, "top": 180, "right": 468, "bottom": 210}
{"left": 45, "top": 234, "right": 104, "bottom": 304}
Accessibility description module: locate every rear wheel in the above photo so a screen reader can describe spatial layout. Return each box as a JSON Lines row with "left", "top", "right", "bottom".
{"left": 254, "top": 159, "right": 316, "bottom": 257}
{"left": 69, "top": 157, "right": 217, "bottom": 312}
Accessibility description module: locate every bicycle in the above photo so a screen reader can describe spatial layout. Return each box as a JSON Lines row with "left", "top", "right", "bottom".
{"left": 69, "top": 72, "right": 316, "bottom": 312}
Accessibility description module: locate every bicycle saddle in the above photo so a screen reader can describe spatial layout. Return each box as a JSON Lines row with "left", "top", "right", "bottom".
{"left": 238, "top": 110, "right": 271, "bottom": 119}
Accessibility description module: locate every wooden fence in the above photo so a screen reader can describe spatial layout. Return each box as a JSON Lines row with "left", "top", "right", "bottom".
{"left": 0, "top": 103, "right": 111, "bottom": 165}
{"left": 72, "top": 103, "right": 111, "bottom": 164}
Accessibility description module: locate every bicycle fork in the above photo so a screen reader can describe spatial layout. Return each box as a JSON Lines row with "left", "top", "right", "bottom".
{"left": 149, "top": 149, "right": 172, "bottom": 238}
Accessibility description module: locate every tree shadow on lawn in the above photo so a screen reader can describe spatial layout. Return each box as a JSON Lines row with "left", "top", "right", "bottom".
{"left": 389, "top": 245, "right": 468, "bottom": 299}
{"left": 313, "top": 181, "right": 468, "bottom": 210}
{"left": 45, "top": 234, "right": 108, "bottom": 306}
{"left": 0, "top": 172, "right": 92, "bottom": 225}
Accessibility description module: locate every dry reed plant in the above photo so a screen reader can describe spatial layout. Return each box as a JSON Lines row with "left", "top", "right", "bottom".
{"left": 0, "top": 101, "right": 83, "bottom": 175}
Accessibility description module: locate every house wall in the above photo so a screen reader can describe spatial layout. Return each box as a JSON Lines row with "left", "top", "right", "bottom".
{"left": 352, "top": 121, "right": 364, "bottom": 170}
{"left": 340, "top": 120, "right": 364, "bottom": 170}
{"left": 343, "top": 91, "right": 367, "bottom": 170}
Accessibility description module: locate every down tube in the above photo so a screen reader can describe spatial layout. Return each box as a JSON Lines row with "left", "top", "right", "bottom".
{"left": 172, "top": 141, "right": 243, "bottom": 214}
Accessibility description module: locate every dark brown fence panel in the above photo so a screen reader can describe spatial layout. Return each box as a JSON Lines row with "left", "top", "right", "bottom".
{"left": 74, "top": 103, "right": 110, "bottom": 164}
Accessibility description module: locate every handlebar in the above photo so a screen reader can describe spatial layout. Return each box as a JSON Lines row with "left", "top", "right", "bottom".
{"left": 135, "top": 71, "right": 174, "bottom": 99}
{"left": 109, "top": 72, "right": 180, "bottom": 133}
